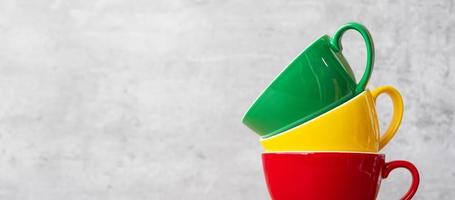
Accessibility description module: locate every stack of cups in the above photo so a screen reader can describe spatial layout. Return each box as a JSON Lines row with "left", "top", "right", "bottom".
{"left": 242, "top": 22, "right": 420, "bottom": 200}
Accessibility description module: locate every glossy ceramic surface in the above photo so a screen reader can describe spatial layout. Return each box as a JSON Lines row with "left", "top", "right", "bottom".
{"left": 260, "top": 86, "right": 403, "bottom": 152}
{"left": 243, "top": 22, "right": 375, "bottom": 138}
{"left": 262, "top": 152, "right": 420, "bottom": 200}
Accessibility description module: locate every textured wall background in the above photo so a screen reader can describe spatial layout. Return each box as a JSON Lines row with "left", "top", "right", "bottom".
{"left": 0, "top": 0, "right": 453, "bottom": 199}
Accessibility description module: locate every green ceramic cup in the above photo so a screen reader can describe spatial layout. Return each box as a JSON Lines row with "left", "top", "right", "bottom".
{"left": 243, "top": 22, "right": 375, "bottom": 138}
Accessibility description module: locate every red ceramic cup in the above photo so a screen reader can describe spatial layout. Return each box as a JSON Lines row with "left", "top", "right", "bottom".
{"left": 262, "top": 152, "right": 419, "bottom": 200}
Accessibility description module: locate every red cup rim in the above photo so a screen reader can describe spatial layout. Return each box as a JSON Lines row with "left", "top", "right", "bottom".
{"left": 262, "top": 151, "right": 385, "bottom": 157}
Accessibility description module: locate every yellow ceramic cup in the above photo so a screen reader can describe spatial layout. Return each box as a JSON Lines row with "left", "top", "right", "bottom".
{"left": 260, "top": 86, "right": 403, "bottom": 152}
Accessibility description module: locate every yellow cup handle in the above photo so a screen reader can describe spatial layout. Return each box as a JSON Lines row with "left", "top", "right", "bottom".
{"left": 371, "top": 86, "right": 404, "bottom": 150}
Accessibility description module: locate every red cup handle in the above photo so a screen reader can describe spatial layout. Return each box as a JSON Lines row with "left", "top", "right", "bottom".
{"left": 382, "top": 160, "right": 420, "bottom": 200}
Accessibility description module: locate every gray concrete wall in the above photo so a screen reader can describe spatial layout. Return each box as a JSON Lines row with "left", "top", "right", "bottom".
{"left": 0, "top": 0, "right": 453, "bottom": 199}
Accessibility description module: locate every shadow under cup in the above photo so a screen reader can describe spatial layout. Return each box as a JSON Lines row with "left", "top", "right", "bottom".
{"left": 262, "top": 152, "right": 420, "bottom": 200}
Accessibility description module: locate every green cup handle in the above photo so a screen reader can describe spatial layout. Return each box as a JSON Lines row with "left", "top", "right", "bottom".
{"left": 329, "top": 22, "right": 375, "bottom": 94}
